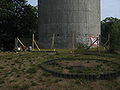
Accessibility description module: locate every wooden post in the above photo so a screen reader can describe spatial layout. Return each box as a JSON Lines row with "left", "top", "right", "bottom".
{"left": 17, "top": 37, "right": 26, "bottom": 51}
{"left": 99, "top": 35, "right": 101, "bottom": 46}
{"left": 34, "top": 40, "right": 40, "bottom": 51}
{"left": 102, "top": 34, "right": 110, "bottom": 50}
{"left": 87, "top": 38, "right": 98, "bottom": 50}
{"left": 51, "top": 34, "right": 55, "bottom": 49}
{"left": 72, "top": 33, "right": 75, "bottom": 49}
{"left": 15, "top": 37, "right": 18, "bottom": 51}
{"left": 108, "top": 33, "right": 113, "bottom": 52}
{"left": 32, "top": 33, "right": 40, "bottom": 51}
{"left": 32, "top": 34, "right": 35, "bottom": 50}
{"left": 17, "top": 37, "right": 25, "bottom": 47}
{"left": 97, "top": 37, "right": 99, "bottom": 52}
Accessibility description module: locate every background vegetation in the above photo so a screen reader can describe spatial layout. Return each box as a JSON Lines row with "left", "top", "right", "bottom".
{"left": 0, "top": 0, "right": 38, "bottom": 51}
{"left": 1, "top": 1, "right": 120, "bottom": 52}
{"left": 101, "top": 17, "right": 120, "bottom": 52}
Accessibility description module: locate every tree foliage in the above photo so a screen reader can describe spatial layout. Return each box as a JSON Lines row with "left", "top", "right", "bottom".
{"left": 101, "top": 17, "right": 120, "bottom": 52}
{"left": 0, "top": 0, "right": 38, "bottom": 50}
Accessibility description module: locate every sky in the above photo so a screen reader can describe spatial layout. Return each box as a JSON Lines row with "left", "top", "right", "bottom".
{"left": 27, "top": 0, "right": 120, "bottom": 20}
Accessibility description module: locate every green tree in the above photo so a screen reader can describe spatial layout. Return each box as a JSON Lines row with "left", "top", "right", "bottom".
{"left": 101, "top": 17, "right": 120, "bottom": 52}
{"left": 0, "top": 0, "right": 38, "bottom": 51}
{"left": 111, "top": 20, "right": 120, "bottom": 49}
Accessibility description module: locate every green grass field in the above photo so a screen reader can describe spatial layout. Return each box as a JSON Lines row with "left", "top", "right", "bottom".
{"left": 0, "top": 50, "right": 120, "bottom": 90}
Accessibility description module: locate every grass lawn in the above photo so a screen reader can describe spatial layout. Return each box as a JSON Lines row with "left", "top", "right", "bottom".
{"left": 0, "top": 50, "right": 120, "bottom": 90}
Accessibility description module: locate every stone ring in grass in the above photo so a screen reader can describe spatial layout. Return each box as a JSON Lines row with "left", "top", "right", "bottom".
{"left": 40, "top": 58, "right": 120, "bottom": 80}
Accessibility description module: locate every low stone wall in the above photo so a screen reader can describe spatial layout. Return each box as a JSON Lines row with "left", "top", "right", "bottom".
{"left": 40, "top": 58, "right": 120, "bottom": 80}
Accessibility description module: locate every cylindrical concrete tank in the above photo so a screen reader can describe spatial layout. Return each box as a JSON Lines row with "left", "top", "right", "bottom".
{"left": 38, "top": 0, "right": 101, "bottom": 49}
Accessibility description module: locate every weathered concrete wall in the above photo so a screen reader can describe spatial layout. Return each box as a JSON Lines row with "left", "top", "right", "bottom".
{"left": 38, "top": 0, "right": 101, "bottom": 49}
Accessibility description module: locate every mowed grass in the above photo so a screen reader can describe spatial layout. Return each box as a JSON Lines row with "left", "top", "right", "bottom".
{"left": 0, "top": 50, "right": 120, "bottom": 90}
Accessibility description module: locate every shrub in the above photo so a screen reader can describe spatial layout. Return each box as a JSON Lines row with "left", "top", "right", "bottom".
{"left": 74, "top": 43, "right": 87, "bottom": 53}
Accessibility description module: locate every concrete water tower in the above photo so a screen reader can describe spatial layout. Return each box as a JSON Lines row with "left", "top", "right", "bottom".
{"left": 38, "top": 0, "right": 101, "bottom": 49}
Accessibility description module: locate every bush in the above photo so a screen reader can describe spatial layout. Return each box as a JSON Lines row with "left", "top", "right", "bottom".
{"left": 74, "top": 43, "right": 87, "bottom": 53}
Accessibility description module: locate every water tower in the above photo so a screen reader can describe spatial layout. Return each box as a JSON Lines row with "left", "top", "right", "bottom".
{"left": 38, "top": 0, "right": 101, "bottom": 48}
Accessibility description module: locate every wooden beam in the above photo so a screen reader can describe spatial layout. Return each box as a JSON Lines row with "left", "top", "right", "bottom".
{"left": 51, "top": 34, "right": 55, "bottom": 49}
